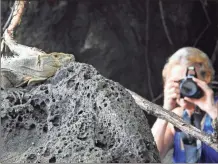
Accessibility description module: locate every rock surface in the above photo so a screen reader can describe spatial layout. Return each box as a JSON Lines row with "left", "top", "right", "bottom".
{"left": 0, "top": 62, "right": 160, "bottom": 163}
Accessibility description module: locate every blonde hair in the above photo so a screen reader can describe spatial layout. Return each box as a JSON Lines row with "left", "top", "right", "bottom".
{"left": 162, "top": 47, "right": 215, "bottom": 84}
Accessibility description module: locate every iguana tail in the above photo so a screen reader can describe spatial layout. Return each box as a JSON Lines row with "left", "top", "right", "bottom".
{"left": 2, "top": 0, "right": 46, "bottom": 58}
{"left": 7, "top": 0, "right": 27, "bottom": 35}
{"left": 3, "top": 28, "right": 46, "bottom": 58}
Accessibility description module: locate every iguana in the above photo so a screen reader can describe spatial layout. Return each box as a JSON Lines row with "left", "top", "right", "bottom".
{"left": 1, "top": 30, "right": 75, "bottom": 89}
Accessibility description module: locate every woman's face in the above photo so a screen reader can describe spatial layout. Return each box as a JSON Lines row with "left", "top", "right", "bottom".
{"left": 167, "top": 64, "right": 206, "bottom": 110}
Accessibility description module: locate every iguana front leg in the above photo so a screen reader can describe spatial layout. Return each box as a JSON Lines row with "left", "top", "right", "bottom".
{"left": 1, "top": 72, "right": 28, "bottom": 105}
{"left": 15, "top": 76, "right": 47, "bottom": 87}
{"left": 15, "top": 76, "right": 32, "bottom": 88}
{"left": 27, "top": 77, "right": 48, "bottom": 86}
{"left": 1, "top": 68, "right": 22, "bottom": 89}
{"left": 1, "top": 73, "right": 14, "bottom": 89}
{"left": 4, "top": 88, "right": 26, "bottom": 105}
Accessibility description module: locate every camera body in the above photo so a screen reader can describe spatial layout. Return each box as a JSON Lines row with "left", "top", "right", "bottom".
{"left": 179, "top": 66, "right": 204, "bottom": 99}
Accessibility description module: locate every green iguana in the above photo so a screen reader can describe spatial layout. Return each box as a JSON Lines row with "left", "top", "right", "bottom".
{"left": 1, "top": 30, "right": 75, "bottom": 89}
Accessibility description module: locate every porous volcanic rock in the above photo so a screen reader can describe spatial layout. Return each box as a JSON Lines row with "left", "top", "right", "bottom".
{"left": 0, "top": 62, "right": 160, "bottom": 163}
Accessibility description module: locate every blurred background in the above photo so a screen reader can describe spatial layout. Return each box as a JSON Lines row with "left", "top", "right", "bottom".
{"left": 1, "top": 0, "right": 218, "bottom": 127}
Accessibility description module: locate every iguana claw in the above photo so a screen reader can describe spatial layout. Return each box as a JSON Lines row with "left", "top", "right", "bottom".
{"left": 6, "top": 88, "right": 26, "bottom": 105}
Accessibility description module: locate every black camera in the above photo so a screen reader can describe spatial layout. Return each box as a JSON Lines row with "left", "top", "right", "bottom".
{"left": 179, "top": 66, "right": 204, "bottom": 99}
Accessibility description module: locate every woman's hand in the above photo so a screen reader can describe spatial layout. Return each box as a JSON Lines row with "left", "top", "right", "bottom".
{"left": 163, "top": 77, "right": 181, "bottom": 110}
{"left": 184, "top": 77, "right": 218, "bottom": 119}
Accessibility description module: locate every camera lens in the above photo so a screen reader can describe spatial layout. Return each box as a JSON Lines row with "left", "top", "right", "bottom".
{"left": 180, "top": 80, "right": 197, "bottom": 97}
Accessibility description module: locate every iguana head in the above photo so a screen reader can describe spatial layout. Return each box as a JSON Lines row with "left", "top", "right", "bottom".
{"left": 49, "top": 52, "right": 74, "bottom": 67}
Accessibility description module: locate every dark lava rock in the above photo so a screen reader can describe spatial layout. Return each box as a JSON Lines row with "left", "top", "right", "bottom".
{"left": 0, "top": 62, "right": 160, "bottom": 163}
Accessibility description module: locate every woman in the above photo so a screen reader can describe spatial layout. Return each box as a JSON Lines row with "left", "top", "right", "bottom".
{"left": 151, "top": 47, "right": 218, "bottom": 163}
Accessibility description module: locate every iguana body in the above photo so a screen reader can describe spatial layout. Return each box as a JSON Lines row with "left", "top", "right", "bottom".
{"left": 1, "top": 31, "right": 75, "bottom": 89}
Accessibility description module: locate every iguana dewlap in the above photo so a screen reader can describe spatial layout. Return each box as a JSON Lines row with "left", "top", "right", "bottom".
{"left": 1, "top": 31, "right": 75, "bottom": 89}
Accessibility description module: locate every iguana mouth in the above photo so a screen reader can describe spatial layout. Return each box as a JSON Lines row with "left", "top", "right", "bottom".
{"left": 61, "top": 56, "right": 73, "bottom": 63}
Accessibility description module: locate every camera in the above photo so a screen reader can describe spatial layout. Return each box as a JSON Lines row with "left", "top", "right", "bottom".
{"left": 179, "top": 66, "right": 204, "bottom": 99}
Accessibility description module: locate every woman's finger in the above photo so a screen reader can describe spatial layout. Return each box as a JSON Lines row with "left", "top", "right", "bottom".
{"left": 192, "top": 77, "right": 209, "bottom": 90}
{"left": 167, "top": 87, "right": 180, "bottom": 95}
{"left": 192, "top": 77, "right": 213, "bottom": 95}
{"left": 165, "top": 82, "right": 179, "bottom": 92}
{"left": 171, "top": 93, "right": 179, "bottom": 99}
{"left": 165, "top": 77, "right": 181, "bottom": 88}
{"left": 168, "top": 76, "right": 182, "bottom": 83}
